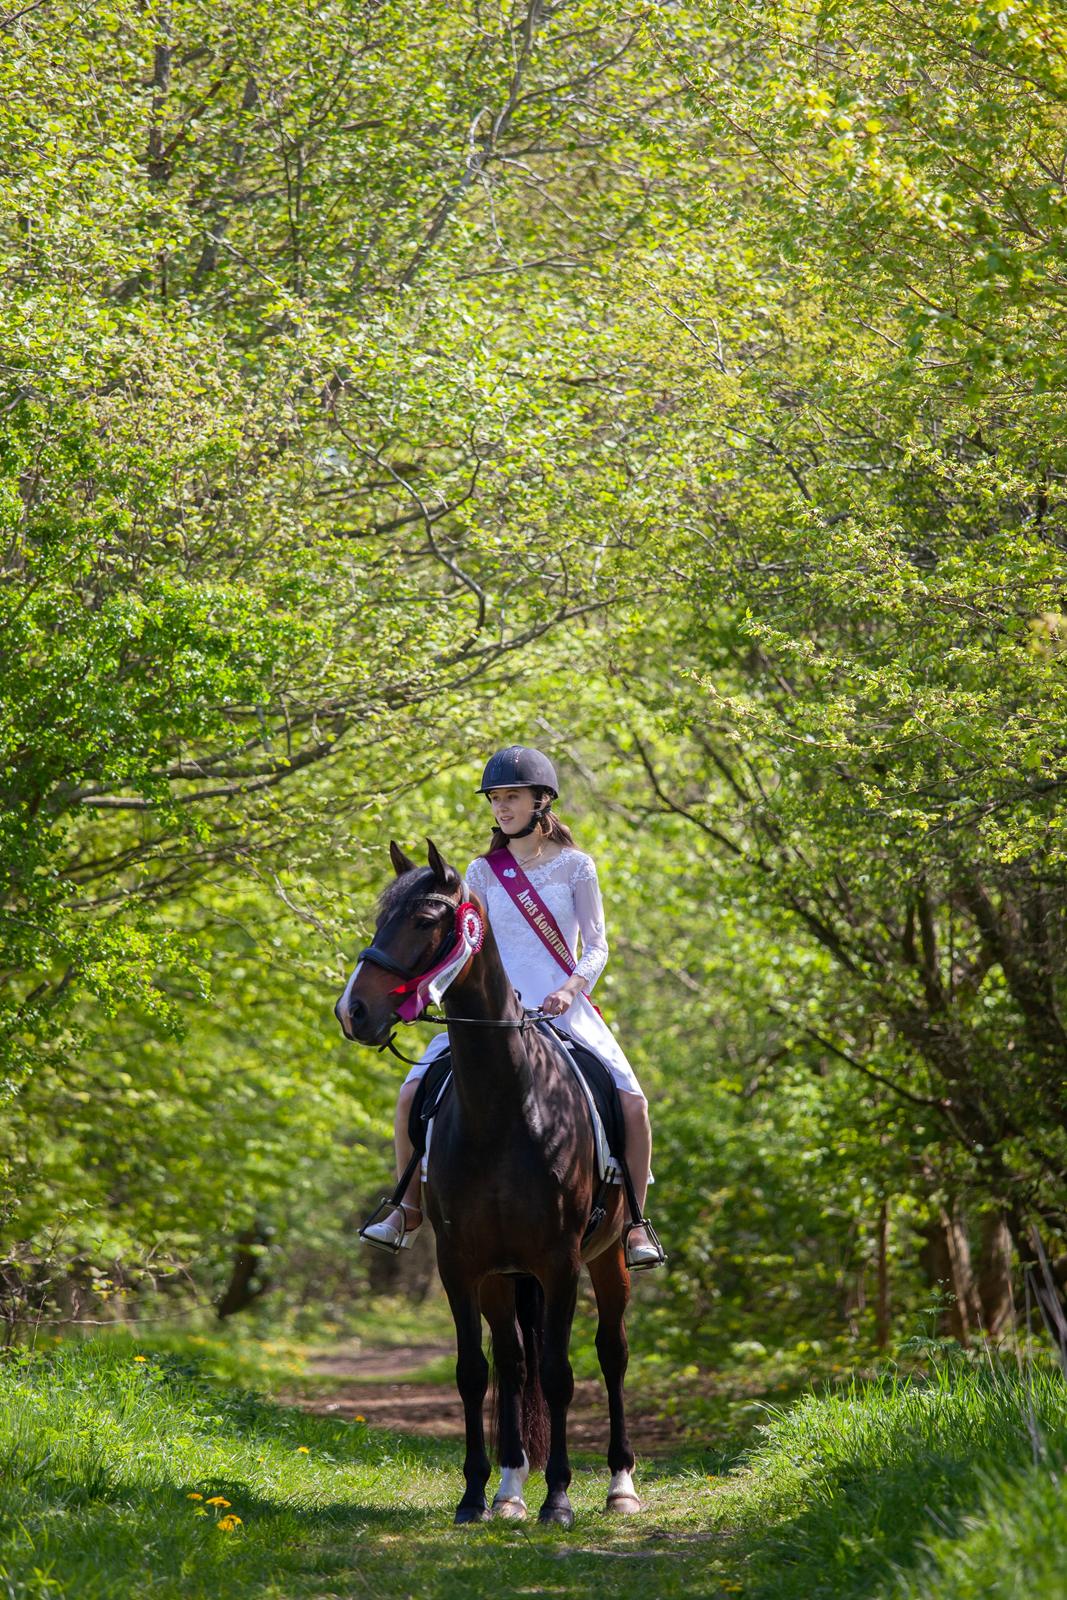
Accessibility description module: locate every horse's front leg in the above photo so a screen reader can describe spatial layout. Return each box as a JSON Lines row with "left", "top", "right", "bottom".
{"left": 480, "top": 1276, "right": 530, "bottom": 1520}
{"left": 538, "top": 1261, "right": 580, "bottom": 1528}
{"left": 588, "top": 1239, "right": 640, "bottom": 1513}
{"left": 442, "top": 1275, "right": 491, "bottom": 1524}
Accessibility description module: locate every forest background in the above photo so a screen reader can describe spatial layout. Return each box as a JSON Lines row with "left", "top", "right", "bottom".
{"left": 2, "top": 0, "right": 1067, "bottom": 1364}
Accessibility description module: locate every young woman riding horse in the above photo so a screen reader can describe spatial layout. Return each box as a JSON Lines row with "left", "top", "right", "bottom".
{"left": 335, "top": 785, "right": 662, "bottom": 1524}
{"left": 362, "top": 745, "right": 663, "bottom": 1271}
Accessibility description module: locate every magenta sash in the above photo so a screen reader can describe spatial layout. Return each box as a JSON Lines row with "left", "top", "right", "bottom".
{"left": 485, "top": 849, "right": 576, "bottom": 974}
{"left": 485, "top": 850, "right": 604, "bottom": 1018}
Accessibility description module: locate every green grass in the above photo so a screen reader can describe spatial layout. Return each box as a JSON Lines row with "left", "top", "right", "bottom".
{"left": 721, "top": 1356, "right": 1067, "bottom": 1600}
{"left": 0, "top": 1331, "right": 1064, "bottom": 1598}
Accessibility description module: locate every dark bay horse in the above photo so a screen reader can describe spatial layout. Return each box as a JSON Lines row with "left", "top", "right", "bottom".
{"left": 335, "top": 840, "right": 640, "bottom": 1527}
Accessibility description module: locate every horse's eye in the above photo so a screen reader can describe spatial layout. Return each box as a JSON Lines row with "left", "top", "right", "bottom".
{"left": 414, "top": 905, "right": 448, "bottom": 927}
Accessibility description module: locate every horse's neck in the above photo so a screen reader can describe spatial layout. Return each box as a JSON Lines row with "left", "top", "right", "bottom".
{"left": 442, "top": 944, "right": 533, "bottom": 1137}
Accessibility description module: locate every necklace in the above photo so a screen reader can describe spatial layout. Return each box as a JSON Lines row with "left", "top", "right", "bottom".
{"left": 509, "top": 838, "right": 550, "bottom": 868}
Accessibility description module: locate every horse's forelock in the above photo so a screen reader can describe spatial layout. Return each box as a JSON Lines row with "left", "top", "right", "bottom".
{"left": 376, "top": 867, "right": 429, "bottom": 921}
{"left": 375, "top": 862, "right": 459, "bottom": 921}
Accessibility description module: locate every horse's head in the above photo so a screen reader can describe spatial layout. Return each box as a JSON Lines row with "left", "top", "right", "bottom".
{"left": 335, "top": 839, "right": 473, "bottom": 1045}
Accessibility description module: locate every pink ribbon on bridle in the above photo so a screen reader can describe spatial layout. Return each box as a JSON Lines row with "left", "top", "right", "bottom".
{"left": 389, "top": 900, "right": 485, "bottom": 1021}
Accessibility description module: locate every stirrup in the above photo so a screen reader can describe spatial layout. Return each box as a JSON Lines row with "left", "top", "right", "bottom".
{"left": 359, "top": 1199, "right": 422, "bottom": 1255}
{"left": 623, "top": 1219, "right": 666, "bottom": 1272}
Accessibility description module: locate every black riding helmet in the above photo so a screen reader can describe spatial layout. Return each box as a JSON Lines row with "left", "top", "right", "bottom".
{"left": 478, "top": 745, "right": 559, "bottom": 838}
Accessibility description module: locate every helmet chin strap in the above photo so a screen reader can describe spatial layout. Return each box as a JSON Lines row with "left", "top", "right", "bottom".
{"left": 509, "top": 797, "right": 552, "bottom": 840}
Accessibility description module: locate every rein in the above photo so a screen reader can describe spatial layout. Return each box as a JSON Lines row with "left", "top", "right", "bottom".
{"left": 377, "top": 1006, "right": 548, "bottom": 1067}
{"left": 409, "top": 1007, "right": 546, "bottom": 1029}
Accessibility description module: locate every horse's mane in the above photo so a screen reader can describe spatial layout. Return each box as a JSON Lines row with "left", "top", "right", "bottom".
{"left": 376, "top": 863, "right": 461, "bottom": 920}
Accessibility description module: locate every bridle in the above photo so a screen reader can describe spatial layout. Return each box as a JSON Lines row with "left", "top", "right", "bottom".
{"left": 356, "top": 888, "right": 546, "bottom": 1065}
{"left": 356, "top": 891, "right": 458, "bottom": 984}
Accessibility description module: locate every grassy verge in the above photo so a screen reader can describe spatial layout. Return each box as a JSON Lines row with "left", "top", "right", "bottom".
{"left": 0, "top": 1331, "right": 1064, "bottom": 1599}
{"left": 722, "top": 1355, "right": 1067, "bottom": 1600}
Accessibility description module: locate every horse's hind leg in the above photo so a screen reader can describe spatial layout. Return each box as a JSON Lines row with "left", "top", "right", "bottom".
{"left": 443, "top": 1276, "right": 491, "bottom": 1524}
{"left": 480, "top": 1276, "right": 529, "bottom": 1520}
{"left": 588, "top": 1241, "right": 640, "bottom": 1513}
{"left": 538, "top": 1262, "right": 580, "bottom": 1529}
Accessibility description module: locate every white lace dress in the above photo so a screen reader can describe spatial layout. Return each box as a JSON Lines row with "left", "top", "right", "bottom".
{"left": 402, "top": 847, "right": 644, "bottom": 1099}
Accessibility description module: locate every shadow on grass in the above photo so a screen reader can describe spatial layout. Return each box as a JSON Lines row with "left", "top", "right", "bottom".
{"left": 12, "top": 1459, "right": 739, "bottom": 1600}
{"left": 6, "top": 1471, "right": 451, "bottom": 1600}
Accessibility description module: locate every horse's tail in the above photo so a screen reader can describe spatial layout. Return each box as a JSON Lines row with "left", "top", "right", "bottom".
{"left": 489, "top": 1275, "right": 549, "bottom": 1470}
{"left": 514, "top": 1274, "right": 549, "bottom": 1470}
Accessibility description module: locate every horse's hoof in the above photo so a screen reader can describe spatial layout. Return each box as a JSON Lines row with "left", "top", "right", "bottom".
{"left": 491, "top": 1494, "right": 528, "bottom": 1521}
{"left": 605, "top": 1491, "right": 642, "bottom": 1515}
{"left": 606, "top": 1468, "right": 640, "bottom": 1514}
{"left": 538, "top": 1500, "right": 574, "bottom": 1529}
{"left": 454, "top": 1503, "right": 490, "bottom": 1524}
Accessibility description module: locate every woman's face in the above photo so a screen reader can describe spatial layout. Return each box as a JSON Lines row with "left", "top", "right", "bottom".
{"left": 487, "top": 786, "right": 538, "bottom": 834}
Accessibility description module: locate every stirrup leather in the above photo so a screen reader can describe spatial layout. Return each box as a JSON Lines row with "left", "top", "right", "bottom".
{"left": 359, "top": 1198, "right": 421, "bottom": 1254}
{"left": 623, "top": 1218, "right": 666, "bottom": 1272}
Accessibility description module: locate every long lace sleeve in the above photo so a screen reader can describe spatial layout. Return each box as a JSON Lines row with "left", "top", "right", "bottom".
{"left": 571, "top": 853, "right": 609, "bottom": 991}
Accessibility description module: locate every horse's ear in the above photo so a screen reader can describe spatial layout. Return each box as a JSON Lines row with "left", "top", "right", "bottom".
{"left": 390, "top": 840, "right": 417, "bottom": 877}
{"left": 426, "top": 839, "right": 453, "bottom": 887}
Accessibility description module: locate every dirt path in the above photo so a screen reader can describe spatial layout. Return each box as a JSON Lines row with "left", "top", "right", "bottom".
{"left": 289, "top": 1341, "right": 686, "bottom": 1455}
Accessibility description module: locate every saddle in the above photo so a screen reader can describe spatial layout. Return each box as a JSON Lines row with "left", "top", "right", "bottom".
{"left": 407, "top": 1053, "right": 455, "bottom": 1156}
{"left": 404, "top": 1026, "right": 636, "bottom": 1245}
{"left": 408, "top": 1029, "right": 622, "bottom": 1173}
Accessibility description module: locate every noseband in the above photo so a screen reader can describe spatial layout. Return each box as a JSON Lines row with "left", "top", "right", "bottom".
{"left": 357, "top": 891, "right": 462, "bottom": 984}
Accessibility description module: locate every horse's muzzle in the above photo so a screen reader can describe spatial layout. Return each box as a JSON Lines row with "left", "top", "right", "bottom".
{"left": 335, "top": 994, "right": 393, "bottom": 1048}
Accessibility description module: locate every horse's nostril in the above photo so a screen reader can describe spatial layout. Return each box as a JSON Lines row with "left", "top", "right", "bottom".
{"left": 336, "top": 994, "right": 367, "bottom": 1038}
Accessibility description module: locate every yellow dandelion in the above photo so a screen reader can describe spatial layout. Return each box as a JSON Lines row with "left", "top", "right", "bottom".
{"left": 205, "top": 1496, "right": 231, "bottom": 1507}
{"left": 354, "top": 1415, "right": 366, "bottom": 1424}
{"left": 295, "top": 1446, "right": 309, "bottom": 1454}
{"left": 187, "top": 1492, "right": 203, "bottom": 1501}
{"left": 132, "top": 1355, "right": 148, "bottom": 1363}
{"left": 216, "top": 1515, "right": 242, "bottom": 1532}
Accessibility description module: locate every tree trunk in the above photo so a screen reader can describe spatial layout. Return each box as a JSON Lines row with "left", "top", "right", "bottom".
{"left": 875, "top": 1198, "right": 891, "bottom": 1351}
{"left": 920, "top": 1203, "right": 982, "bottom": 1345}
{"left": 216, "top": 1222, "right": 273, "bottom": 1319}
{"left": 975, "top": 1213, "right": 1014, "bottom": 1336}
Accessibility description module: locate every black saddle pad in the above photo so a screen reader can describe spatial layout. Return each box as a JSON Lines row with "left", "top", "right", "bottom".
{"left": 536, "top": 1023, "right": 626, "bottom": 1162}
{"left": 407, "top": 1054, "right": 453, "bottom": 1153}
{"left": 405, "top": 1031, "right": 625, "bottom": 1165}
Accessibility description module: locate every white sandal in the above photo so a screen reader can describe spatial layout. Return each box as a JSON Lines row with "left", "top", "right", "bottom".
{"left": 360, "top": 1202, "right": 423, "bottom": 1254}
{"left": 624, "top": 1220, "right": 666, "bottom": 1272}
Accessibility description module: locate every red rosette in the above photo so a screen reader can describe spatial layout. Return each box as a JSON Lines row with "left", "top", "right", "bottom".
{"left": 457, "top": 901, "right": 484, "bottom": 953}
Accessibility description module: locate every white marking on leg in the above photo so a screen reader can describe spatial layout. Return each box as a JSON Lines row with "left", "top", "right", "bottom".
{"left": 496, "top": 1451, "right": 529, "bottom": 1503}
{"left": 607, "top": 1467, "right": 641, "bottom": 1512}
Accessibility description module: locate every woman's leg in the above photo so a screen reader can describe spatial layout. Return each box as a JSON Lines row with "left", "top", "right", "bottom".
{"left": 620, "top": 1091, "right": 651, "bottom": 1220}
{"left": 363, "top": 1079, "right": 423, "bottom": 1247}
{"left": 393, "top": 1078, "right": 422, "bottom": 1217}
{"left": 618, "top": 1091, "right": 663, "bottom": 1266}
